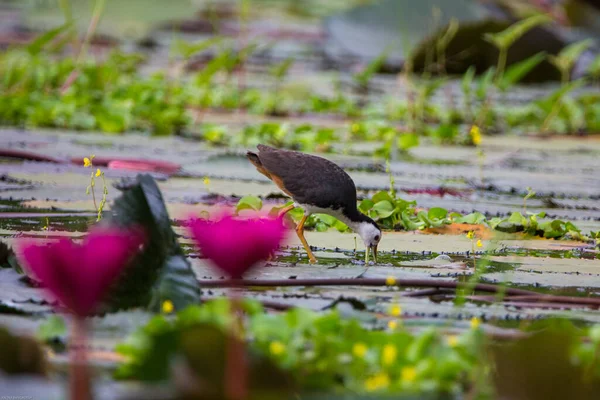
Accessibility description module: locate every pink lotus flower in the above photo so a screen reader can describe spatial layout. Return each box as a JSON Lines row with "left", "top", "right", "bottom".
{"left": 18, "top": 227, "right": 143, "bottom": 317}
{"left": 188, "top": 211, "right": 288, "bottom": 279}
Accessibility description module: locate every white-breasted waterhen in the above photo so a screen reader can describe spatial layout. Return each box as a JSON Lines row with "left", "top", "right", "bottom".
{"left": 247, "top": 144, "right": 382, "bottom": 264}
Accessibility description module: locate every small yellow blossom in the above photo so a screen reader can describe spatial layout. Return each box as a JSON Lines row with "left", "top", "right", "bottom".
{"left": 389, "top": 304, "right": 402, "bottom": 317}
{"left": 470, "top": 317, "right": 481, "bottom": 330}
{"left": 352, "top": 343, "right": 368, "bottom": 358}
{"left": 401, "top": 366, "right": 417, "bottom": 383}
{"left": 385, "top": 276, "right": 396, "bottom": 286}
{"left": 83, "top": 156, "right": 94, "bottom": 167}
{"left": 203, "top": 176, "right": 210, "bottom": 186}
{"left": 446, "top": 335, "right": 459, "bottom": 347}
{"left": 269, "top": 341, "right": 285, "bottom": 356}
{"left": 382, "top": 344, "right": 397, "bottom": 366}
{"left": 470, "top": 125, "right": 482, "bottom": 146}
{"left": 162, "top": 300, "right": 174, "bottom": 314}
{"left": 95, "top": 168, "right": 102, "bottom": 177}
{"left": 466, "top": 231, "right": 475, "bottom": 240}
{"left": 351, "top": 123, "right": 360, "bottom": 134}
{"left": 476, "top": 239, "right": 483, "bottom": 248}
{"left": 388, "top": 320, "right": 398, "bottom": 330}
{"left": 364, "top": 373, "right": 390, "bottom": 392}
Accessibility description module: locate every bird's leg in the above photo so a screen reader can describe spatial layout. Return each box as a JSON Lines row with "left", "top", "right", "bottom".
{"left": 266, "top": 204, "right": 296, "bottom": 262}
{"left": 277, "top": 203, "right": 295, "bottom": 218}
{"left": 296, "top": 214, "right": 317, "bottom": 264}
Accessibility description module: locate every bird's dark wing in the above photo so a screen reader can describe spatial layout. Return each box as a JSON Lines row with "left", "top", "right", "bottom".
{"left": 256, "top": 145, "right": 357, "bottom": 211}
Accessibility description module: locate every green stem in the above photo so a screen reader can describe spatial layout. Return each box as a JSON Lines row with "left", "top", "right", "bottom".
{"left": 495, "top": 46, "right": 507, "bottom": 85}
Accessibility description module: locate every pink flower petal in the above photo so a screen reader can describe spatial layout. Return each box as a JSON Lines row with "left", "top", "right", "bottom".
{"left": 18, "top": 227, "right": 143, "bottom": 317}
{"left": 188, "top": 212, "right": 287, "bottom": 279}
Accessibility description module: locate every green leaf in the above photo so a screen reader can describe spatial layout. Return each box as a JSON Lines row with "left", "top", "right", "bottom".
{"left": 484, "top": 14, "right": 552, "bottom": 50}
{"left": 436, "top": 18, "right": 459, "bottom": 52}
{"left": 358, "top": 199, "right": 374, "bottom": 214}
{"left": 353, "top": 50, "right": 388, "bottom": 87}
{"left": 461, "top": 66, "right": 476, "bottom": 93}
{"left": 452, "top": 212, "right": 486, "bottom": 225}
{"left": 398, "top": 132, "right": 420, "bottom": 151}
{"left": 27, "top": 24, "right": 73, "bottom": 56}
{"left": 104, "top": 174, "right": 201, "bottom": 311}
{"left": 549, "top": 39, "right": 594, "bottom": 74}
{"left": 476, "top": 67, "right": 496, "bottom": 100}
{"left": 499, "top": 52, "right": 546, "bottom": 91}
{"left": 371, "top": 200, "right": 395, "bottom": 219}
{"left": 236, "top": 196, "right": 263, "bottom": 212}
{"left": 428, "top": 207, "right": 448, "bottom": 220}
{"left": 269, "top": 57, "right": 295, "bottom": 80}
{"left": 588, "top": 54, "right": 600, "bottom": 78}
{"left": 315, "top": 222, "right": 329, "bottom": 232}
{"left": 315, "top": 214, "right": 339, "bottom": 226}
{"left": 171, "top": 36, "right": 222, "bottom": 59}
{"left": 371, "top": 191, "right": 394, "bottom": 204}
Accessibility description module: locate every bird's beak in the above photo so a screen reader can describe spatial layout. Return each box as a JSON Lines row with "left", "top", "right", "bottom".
{"left": 365, "top": 245, "right": 378, "bottom": 265}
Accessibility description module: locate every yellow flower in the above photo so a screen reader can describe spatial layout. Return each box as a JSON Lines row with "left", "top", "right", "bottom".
{"left": 385, "top": 276, "right": 396, "bottom": 286}
{"left": 476, "top": 239, "right": 483, "bottom": 248}
{"left": 351, "top": 123, "right": 360, "bottom": 133}
{"left": 470, "top": 317, "right": 481, "bottom": 330}
{"left": 389, "top": 304, "right": 402, "bottom": 317}
{"left": 352, "top": 343, "right": 368, "bottom": 358}
{"left": 401, "top": 366, "right": 417, "bottom": 383}
{"left": 95, "top": 168, "right": 102, "bottom": 177}
{"left": 466, "top": 231, "right": 475, "bottom": 239}
{"left": 364, "top": 373, "right": 390, "bottom": 392}
{"left": 388, "top": 320, "right": 398, "bottom": 330}
{"left": 382, "top": 344, "right": 397, "bottom": 366}
{"left": 446, "top": 335, "right": 459, "bottom": 347}
{"left": 470, "top": 125, "right": 482, "bottom": 146}
{"left": 162, "top": 300, "right": 174, "bottom": 314}
{"left": 83, "top": 155, "right": 94, "bottom": 167}
{"left": 203, "top": 176, "right": 210, "bottom": 186}
{"left": 269, "top": 341, "right": 285, "bottom": 356}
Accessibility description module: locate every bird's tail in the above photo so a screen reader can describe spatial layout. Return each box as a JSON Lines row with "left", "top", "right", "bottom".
{"left": 246, "top": 151, "right": 262, "bottom": 168}
{"left": 247, "top": 151, "right": 272, "bottom": 179}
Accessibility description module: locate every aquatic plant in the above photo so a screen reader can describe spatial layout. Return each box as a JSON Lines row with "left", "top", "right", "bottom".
{"left": 483, "top": 14, "right": 552, "bottom": 85}
{"left": 82, "top": 155, "right": 109, "bottom": 221}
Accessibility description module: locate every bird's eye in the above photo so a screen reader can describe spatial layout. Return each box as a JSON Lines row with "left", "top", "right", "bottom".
{"left": 374, "top": 235, "right": 380, "bottom": 242}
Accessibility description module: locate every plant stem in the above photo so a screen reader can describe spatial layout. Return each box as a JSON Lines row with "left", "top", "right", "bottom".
{"left": 70, "top": 317, "right": 92, "bottom": 400}
{"left": 495, "top": 46, "right": 507, "bottom": 85}
{"left": 60, "top": 0, "right": 106, "bottom": 94}
{"left": 89, "top": 171, "right": 98, "bottom": 211}
{"left": 225, "top": 288, "right": 248, "bottom": 400}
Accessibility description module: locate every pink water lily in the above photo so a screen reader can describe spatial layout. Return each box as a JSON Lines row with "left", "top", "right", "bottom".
{"left": 188, "top": 211, "right": 288, "bottom": 279}
{"left": 18, "top": 227, "right": 143, "bottom": 317}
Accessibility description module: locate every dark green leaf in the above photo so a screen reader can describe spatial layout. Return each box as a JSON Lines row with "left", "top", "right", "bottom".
{"left": 499, "top": 52, "right": 546, "bottom": 91}
{"left": 105, "top": 174, "right": 201, "bottom": 311}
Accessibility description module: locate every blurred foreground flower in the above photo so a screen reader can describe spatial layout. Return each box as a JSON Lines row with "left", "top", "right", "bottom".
{"left": 18, "top": 227, "right": 143, "bottom": 317}
{"left": 187, "top": 210, "right": 288, "bottom": 400}
{"left": 187, "top": 211, "right": 288, "bottom": 279}
{"left": 17, "top": 226, "right": 143, "bottom": 400}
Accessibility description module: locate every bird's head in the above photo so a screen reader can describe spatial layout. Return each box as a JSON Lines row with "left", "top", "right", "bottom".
{"left": 356, "top": 218, "right": 382, "bottom": 264}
